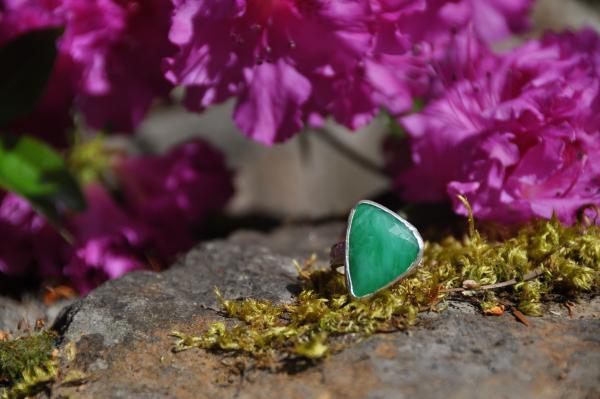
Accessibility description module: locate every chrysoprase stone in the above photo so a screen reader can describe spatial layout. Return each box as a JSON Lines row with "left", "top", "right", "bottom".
{"left": 347, "top": 202, "right": 421, "bottom": 298}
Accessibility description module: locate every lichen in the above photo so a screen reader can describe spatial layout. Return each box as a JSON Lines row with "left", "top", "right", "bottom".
{"left": 172, "top": 210, "right": 600, "bottom": 368}
{"left": 0, "top": 332, "right": 58, "bottom": 399}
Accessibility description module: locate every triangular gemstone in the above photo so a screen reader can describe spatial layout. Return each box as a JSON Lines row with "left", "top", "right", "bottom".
{"left": 346, "top": 201, "right": 423, "bottom": 299}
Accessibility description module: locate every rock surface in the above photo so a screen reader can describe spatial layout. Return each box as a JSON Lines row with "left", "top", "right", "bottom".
{"left": 45, "top": 223, "right": 600, "bottom": 399}
{"left": 0, "top": 295, "right": 74, "bottom": 335}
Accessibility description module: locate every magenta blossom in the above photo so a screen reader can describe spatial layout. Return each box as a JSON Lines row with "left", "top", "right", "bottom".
{"left": 0, "top": 192, "right": 64, "bottom": 277}
{"left": 394, "top": 29, "right": 600, "bottom": 225}
{"left": 0, "top": 0, "right": 174, "bottom": 136}
{"left": 64, "top": 139, "right": 235, "bottom": 292}
{"left": 165, "top": 0, "right": 418, "bottom": 144}
{"left": 64, "top": 0, "right": 175, "bottom": 131}
{"left": 0, "top": 1, "right": 62, "bottom": 44}
{"left": 0, "top": 138, "right": 234, "bottom": 293}
{"left": 64, "top": 184, "right": 156, "bottom": 294}
{"left": 0, "top": 187, "right": 155, "bottom": 291}
{"left": 115, "top": 138, "right": 234, "bottom": 256}
{"left": 393, "top": 0, "right": 532, "bottom": 45}
{"left": 63, "top": 235, "right": 147, "bottom": 294}
{"left": 368, "top": 0, "right": 533, "bottom": 107}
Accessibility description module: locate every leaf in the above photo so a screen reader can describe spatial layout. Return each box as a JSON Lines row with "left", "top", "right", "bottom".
{"left": 43, "top": 285, "right": 77, "bottom": 306}
{"left": 483, "top": 305, "right": 505, "bottom": 316}
{"left": 0, "top": 27, "right": 62, "bottom": 126}
{"left": 0, "top": 135, "right": 86, "bottom": 225}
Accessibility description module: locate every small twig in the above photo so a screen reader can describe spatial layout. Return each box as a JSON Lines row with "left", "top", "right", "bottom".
{"left": 441, "top": 267, "right": 545, "bottom": 293}
{"left": 456, "top": 195, "right": 477, "bottom": 239}
{"left": 312, "top": 128, "right": 390, "bottom": 178}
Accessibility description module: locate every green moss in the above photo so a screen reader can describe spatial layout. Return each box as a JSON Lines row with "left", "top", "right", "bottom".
{"left": 67, "top": 134, "right": 121, "bottom": 185}
{"left": 172, "top": 212, "right": 600, "bottom": 368}
{"left": 0, "top": 332, "right": 58, "bottom": 399}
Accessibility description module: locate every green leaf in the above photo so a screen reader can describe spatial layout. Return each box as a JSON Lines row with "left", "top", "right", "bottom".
{"left": 0, "top": 135, "right": 86, "bottom": 225}
{"left": 0, "top": 28, "right": 63, "bottom": 127}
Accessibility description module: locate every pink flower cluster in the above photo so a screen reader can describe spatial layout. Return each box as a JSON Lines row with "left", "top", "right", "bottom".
{"left": 165, "top": 0, "right": 532, "bottom": 144}
{"left": 0, "top": 139, "right": 233, "bottom": 293}
{"left": 1, "top": 0, "right": 533, "bottom": 145}
{"left": 391, "top": 29, "right": 600, "bottom": 224}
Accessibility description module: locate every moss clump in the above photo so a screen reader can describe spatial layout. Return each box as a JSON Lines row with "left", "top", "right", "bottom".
{"left": 172, "top": 213, "right": 600, "bottom": 369}
{"left": 0, "top": 332, "right": 58, "bottom": 399}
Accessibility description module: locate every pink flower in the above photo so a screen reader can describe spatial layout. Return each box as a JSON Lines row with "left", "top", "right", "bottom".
{"left": 165, "top": 0, "right": 414, "bottom": 144}
{"left": 0, "top": 189, "right": 152, "bottom": 293}
{"left": 0, "top": 188, "right": 150, "bottom": 292}
{"left": 64, "top": 184, "right": 155, "bottom": 294}
{"left": 0, "top": 0, "right": 174, "bottom": 135}
{"left": 0, "top": 192, "right": 64, "bottom": 277}
{"left": 165, "top": 0, "right": 532, "bottom": 144}
{"left": 63, "top": 0, "right": 175, "bottom": 131}
{"left": 0, "top": 138, "right": 234, "bottom": 292}
{"left": 63, "top": 235, "right": 147, "bottom": 294}
{"left": 115, "top": 138, "right": 234, "bottom": 256}
{"left": 467, "top": 0, "right": 533, "bottom": 44}
{"left": 368, "top": 0, "right": 533, "bottom": 108}
{"left": 0, "top": 186, "right": 154, "bottom": 290}
{"left": 394, "top": 29, "right": 600, "bottom": 225}
{"left": 394, "top": 0, "right": 532, "bottom": 45}
{"left": 0, "top": 1, "right": 62, "bottom": 44}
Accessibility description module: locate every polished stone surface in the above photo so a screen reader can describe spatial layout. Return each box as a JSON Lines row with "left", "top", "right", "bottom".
{"left": 347, "top": 202, "right": 420, "bottom": 298}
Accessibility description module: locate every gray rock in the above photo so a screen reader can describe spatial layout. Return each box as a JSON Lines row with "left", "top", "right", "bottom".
{"left": 0, "top": 295, "right": 74, "bottom": 335}
{"left": 57, "top": 241, "right": 301, "bottom": 349}
{"left": 48, "top": 224, "right": 600, "bottom": 399}
{"left": 0, "top": 296, "right": 46, "bottom": 333}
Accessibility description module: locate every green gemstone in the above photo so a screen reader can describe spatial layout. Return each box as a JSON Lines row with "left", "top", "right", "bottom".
{"left": 347, "top": 202, "right": 422, "bottom": 299}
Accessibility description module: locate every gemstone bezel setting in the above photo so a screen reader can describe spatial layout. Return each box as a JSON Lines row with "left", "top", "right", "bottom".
{"left": 344, "top": 200, "right": 424, "bottom": 300}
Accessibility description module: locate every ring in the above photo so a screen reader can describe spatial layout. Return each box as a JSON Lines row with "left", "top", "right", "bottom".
{"left": 330, "top": 200, "right": 424, "bottom": 300}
